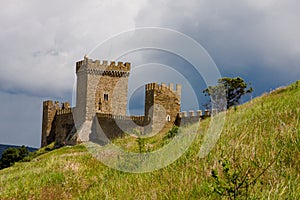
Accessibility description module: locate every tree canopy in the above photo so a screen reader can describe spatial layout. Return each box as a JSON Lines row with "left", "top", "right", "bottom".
{"left": 203, "top": 77, "right": 253, "bottom": 110}
{"left": 0, "top": 146, "right": 29, "bottom": 169}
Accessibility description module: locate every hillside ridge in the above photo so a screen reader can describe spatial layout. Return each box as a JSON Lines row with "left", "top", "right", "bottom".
{"left": 0, "top": 81, "right": 299, "bottom": 199}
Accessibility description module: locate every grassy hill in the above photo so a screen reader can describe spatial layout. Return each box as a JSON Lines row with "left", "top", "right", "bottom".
{"left": 0, "top": 81, "right": 299, "bottom": 199}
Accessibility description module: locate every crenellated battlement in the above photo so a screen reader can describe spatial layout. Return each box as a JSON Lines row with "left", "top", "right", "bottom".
{"left": 76, "top": 56, "right": 130, "bottom": 76}
{"left": 43, "top": 100, "right": 72, "bottom": 114}
{"left": 179, "top": 109, "right": 213, "bottom": 118}
{"left": 145, "top": 82, "right": 181, "bottom": 96}
{"left": 56, "top": 108, "right": 73, "bottom": 115}
{"left": 179, "top": 109, "right": 218, "bottom": 118}
{"left": 96, "top": 113, "right": 150, "bottom": 122}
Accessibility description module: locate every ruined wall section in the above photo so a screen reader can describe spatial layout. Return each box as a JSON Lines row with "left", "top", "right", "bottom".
{"left": 41, "top": 101, "right": 74, "bottom": 147}
{"left": 41, "top": 100, "right": 60, "bottom": 147}
{"left": 145, "top": 83, "right": 181, "bottom": 134}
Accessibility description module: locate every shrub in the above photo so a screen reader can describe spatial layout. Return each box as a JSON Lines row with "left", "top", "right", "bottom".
{"left": 0, "top": 146, "right": 29, "bottom": 169}
{"left": 166, "top": 126, "right": 179, "bottom": 139}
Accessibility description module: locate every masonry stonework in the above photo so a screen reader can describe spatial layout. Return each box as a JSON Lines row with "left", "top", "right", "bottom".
{"left": 41, "top": 56, "right": 206, "bottom": 147}
{"left": 145, "top": 83, "right": 181, "bottom": 134}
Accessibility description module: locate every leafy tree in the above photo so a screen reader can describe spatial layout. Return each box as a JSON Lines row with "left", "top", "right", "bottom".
{"left": 0, "top": 146, "right": 29, "bottom": 169}
{"left": 203, "top": 77, "right": 253, "bottom": 110}
{"left": 18, "top": 145, "right": 29, "bottom": 158}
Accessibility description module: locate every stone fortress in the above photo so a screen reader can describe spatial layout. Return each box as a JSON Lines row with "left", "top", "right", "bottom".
{"left": 41, "top": 56, "right": 210, "bottom": 147}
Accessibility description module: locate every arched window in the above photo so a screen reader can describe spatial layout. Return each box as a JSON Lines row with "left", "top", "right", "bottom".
{"left": 166, "top": 115, "right": 171, "bottom": 122}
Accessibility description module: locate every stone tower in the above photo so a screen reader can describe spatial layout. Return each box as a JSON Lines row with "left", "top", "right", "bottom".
{"left": 144, "top": 82, "right": 181, "bottom": 134}
{"left": 74, "top": 56, "right": 130, "bottom": 141}
{"left": 75, "top": 56, "right": 130, "bottom": 123}
{"left": 41, "top": 100, "right": 60, "bottom": 147}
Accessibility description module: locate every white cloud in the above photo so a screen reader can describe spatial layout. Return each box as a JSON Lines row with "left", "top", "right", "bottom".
{"left": 0, "top": 0, "right": 146, "bottom": 147}
{"left": 0, "top": 0, "right": 146, "bottom": 97}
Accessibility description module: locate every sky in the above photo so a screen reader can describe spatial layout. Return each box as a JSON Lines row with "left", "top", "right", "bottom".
{"left": 0, "top": 0, "right": 299, "bottom": 148}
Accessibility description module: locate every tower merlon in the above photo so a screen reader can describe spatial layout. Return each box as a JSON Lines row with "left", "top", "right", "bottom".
{"left": 189, "top": 110, "right": 195, "bottom": 116}
{"left": 204, "top": 109, "right": 210, "bottom": 117}
{"left": 197, "top": 110, "right": 203, "bottom": 116}
{"left": 176, "top": 84, "right": 181, "bottom": 96}
{"left": 43, "top": 100, "right": 53, "bottom": 107}
{"left": 181, "top": 111, "right": 187, "bottom": 117}
{"left": 169, "top": 83, "right": 174, "bottom": 91}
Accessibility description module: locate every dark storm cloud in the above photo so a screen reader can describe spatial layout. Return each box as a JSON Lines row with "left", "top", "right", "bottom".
{"left": 135, "top": 0, "right": 300, "bottom": 96}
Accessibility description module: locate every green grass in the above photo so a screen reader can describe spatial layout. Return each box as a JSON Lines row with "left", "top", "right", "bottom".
{"left": 0, "top": 81, "right": 299, "bottom": 199}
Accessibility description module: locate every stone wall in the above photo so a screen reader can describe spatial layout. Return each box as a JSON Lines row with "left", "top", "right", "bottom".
{"left": 41, "top": 100, "right": 75, "bottom": 147}
{"left": 95, "top": 113, "right": 150, "bottom": 140}
{"left": 47, "top": 112, "right": 75, "bottom": 145}
{"left": 175, "top": 109, "right": 213, "bottom": 127}
{"left": 41, "top": 100, "right": 60, "bottom": 147}
{"left": 95, "top": 75, "right": 128, "bottom": 116}
{"left": 144, "top": 82, "right": 181, "bottom": 134}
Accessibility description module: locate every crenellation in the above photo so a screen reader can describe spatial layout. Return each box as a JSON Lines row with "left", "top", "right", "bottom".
{"left": 181, "top": 111, "right": 187, "bottom": 117}
{"left": 145, "top": 82, "right": 181, "bottom": 97}
{"left": 189, "top": 110, "right": 195, "bottom": 116}
{"left": 62, "top": 102, "right": 70, "bottom": 109}
{"left": 103, "top": 60, "right": 108, "bottom": 65}
{"left": 93, "top": 60, "right": 100, "bottom": 65}
{"left": 124, "top": 62, "right": 130, "bottom": 70}
{"left": 43, "top": 100, "right": 53, "bottom": 107}
{"left": 169, "top": 83, "right": 174, "bottom": 91}
{"left": 117, "top": 61, "right": 123, "bottom": 67}
{"left": 204, "top": 109, "right": 210, "bottom": 117}
{"left": 211, "top": 109, "right": 218, "bottom": 116}
{"left": 176, "top": 84, "right": 181, "bottom": 97}
{"left": 179, "top": 110, "right": 207, "bottom": 117}
{"left": 77, "top": 58, "right": 131, "bottom": 75}
{"left": 57, "top": 108, "right": 72, "bottom": 115}
{"left": 76, "top": 60, "right": 84, "bottom": 73}
{"left": 197, "top": 110, "right": 202, "bottom": 117}
{"left": 110, "top": 61, "right": 116, "bottom": 67}
{"left": 97, "top": 113, "right": 149, "bottom": 123}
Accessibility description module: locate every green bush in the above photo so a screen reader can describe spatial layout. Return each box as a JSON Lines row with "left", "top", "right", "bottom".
{"left": 0, "top": 146, "right": 29, "bottom": 169}
{"left": 166, "top": 125, "right": 179, "bottom": 139}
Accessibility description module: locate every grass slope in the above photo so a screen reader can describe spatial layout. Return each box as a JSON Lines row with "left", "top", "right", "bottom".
{"left": 0, "top": 81, "right": 299, "bottom": 199}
